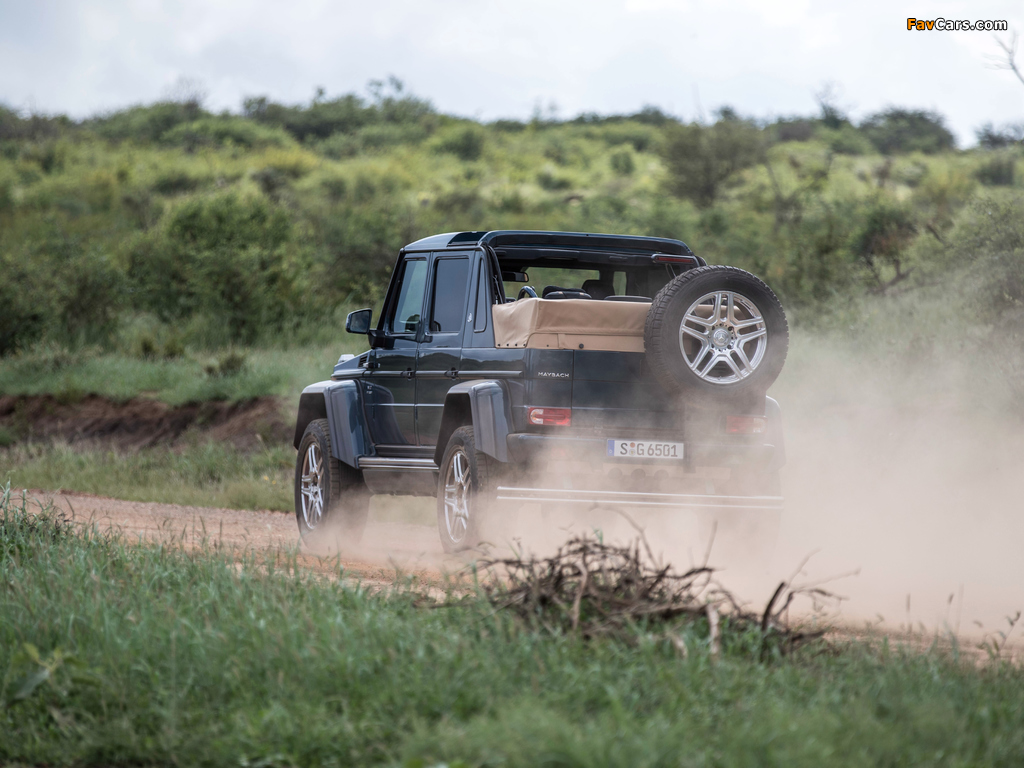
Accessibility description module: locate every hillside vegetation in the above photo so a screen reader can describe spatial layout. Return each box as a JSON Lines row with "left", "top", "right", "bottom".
{"left": 2, "top": 82, "right": 1022, "bottom": 362}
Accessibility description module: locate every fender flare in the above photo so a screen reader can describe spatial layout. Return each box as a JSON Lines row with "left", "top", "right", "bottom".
{"left": 293, "top": 380, "right": 373, "bottom": 469}
{"left": 433, "top": 380, "right": 512, "bottom": 466}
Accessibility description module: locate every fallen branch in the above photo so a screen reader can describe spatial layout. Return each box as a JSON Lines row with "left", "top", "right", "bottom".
{"left": 470, "top": 534, "right": 835, "bottom": 657}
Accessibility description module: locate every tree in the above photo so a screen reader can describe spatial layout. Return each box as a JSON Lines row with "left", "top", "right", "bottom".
{"left": 661, "top": 109, "right": 762, "bottom": 207}
{"left": 991, "top": 31, "right": 1024, "bottom": 89}
{"left": 860, "top": 108, "right": 955, "bottom": 154}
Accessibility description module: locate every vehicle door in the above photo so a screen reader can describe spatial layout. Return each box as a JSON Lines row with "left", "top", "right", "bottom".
{"left": 415, "top": 251, "right": 473, "bottom": 447}
{"left": 365, "top": 255, "right": 427, "bottom": 448}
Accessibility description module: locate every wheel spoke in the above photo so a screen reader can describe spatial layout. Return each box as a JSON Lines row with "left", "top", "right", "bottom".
{"left": 681, "top": 325, "right": 710, "bottom": 342}
{"left": 739, "top": 327, "right": 767, "bottom": 342}
{"left": 733, "top": 346, "right": 753, "bottom": 375}
{"left": 711, "top": 293, "right": 724, "bottom": 323}
{"left": 685, "top": 344, "right": 710, "bottom": 371}
{"left": 722, "top": 354, "right": 741, "bottom": 376}
{"left": 684, "top": 311, "right": 713, "bottom": 328}
{"left": 698, "top": 352, "right": 720, "bottom": 377}
{"left": 733, "top": 316, "right": 764, "bottom": 330}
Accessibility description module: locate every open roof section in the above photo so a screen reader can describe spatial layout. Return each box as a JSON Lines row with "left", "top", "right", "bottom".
{"left": 403, "top": 230, "right": 699, "bottom": 268}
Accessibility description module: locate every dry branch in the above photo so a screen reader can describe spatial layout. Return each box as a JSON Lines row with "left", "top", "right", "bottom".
{"left": 471, "top": 534, "right": 833, "bottom": 657}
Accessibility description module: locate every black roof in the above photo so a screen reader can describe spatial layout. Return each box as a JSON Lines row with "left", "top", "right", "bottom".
{"left": 403, "top": 230, "right": 696, "bottom": 268}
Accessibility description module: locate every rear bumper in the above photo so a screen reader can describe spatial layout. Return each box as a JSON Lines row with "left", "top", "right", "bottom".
{"left": 505, "top": 433, "right": 777, "bottom": 469}
{"left": 495, "top": 485, "right": 783, "bottom": 511}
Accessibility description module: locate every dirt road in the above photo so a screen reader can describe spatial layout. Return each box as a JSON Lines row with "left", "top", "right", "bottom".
{"left": 37, "top": 490, "right": 457, "bottom": 584}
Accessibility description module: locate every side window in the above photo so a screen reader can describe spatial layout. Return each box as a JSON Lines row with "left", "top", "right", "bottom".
{"left": 473, "top": 261, "right": 490, "bottom": 332}
{"left": 386, "top": 258, "right": 428, "bottom": 334}
{"left": 429, "top": 257, "right": 470, "bottom": 334}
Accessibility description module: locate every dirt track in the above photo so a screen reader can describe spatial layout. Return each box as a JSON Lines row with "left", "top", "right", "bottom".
{"left": 38, "top": 490, "right": 457, "bottom": 584}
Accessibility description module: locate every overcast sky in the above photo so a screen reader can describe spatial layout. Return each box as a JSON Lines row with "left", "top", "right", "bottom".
{"left": 1, "top": 0, "right": 1022, "bottom": 145}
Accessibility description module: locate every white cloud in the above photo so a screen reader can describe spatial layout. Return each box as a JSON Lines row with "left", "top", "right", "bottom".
{"left": 0, "top": 0, "right": 1020, "bottom": 143}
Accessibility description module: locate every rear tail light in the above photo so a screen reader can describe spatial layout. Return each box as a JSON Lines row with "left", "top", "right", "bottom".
{"left": 726, "top": 415, "right": 767, "bottom": 434}
{"left": 528, "top": 407, "right": 572, "bottom": 426}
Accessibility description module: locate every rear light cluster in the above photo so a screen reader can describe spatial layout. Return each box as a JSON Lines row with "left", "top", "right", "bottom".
{"left": 725, "top": 415, "right": 767, "bottom": 434}
{"left": 528, "top": 407, "right": 572, "bottom": 426}
{"left": 652, "top": 253, "right": 698, "bottom": 266}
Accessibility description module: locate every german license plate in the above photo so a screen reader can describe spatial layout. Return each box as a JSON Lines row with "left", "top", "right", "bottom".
{"left": 607, "top": 439, "right": 685, "bottom": 459}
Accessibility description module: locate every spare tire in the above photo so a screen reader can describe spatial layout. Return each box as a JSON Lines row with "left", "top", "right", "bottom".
{"left": 644, "top": 266, "right": 788, "bottom": 398}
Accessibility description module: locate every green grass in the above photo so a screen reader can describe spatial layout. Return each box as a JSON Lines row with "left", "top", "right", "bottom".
{"left": 0, "top": 440, "right": 438, "bottom": 523}
{"left": 3, "top": 489, "right": 1024, "bottom": 767}
{"left": 0, "top": 341, "right": 365, "bottom": 407}
{"left": 1, "top": 442, "right": 295, "bottom": 511}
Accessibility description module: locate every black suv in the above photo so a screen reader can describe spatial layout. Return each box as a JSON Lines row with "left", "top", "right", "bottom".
{"left": 293, "top": 230, "right": 788, "bottom": 551}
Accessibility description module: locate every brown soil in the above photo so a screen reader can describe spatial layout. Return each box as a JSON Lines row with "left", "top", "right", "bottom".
{"left": 37, "top": 490, "right": 457, "bottom": 586}
{"left": 0, "top": 394, "right": 292, "bottom": 450}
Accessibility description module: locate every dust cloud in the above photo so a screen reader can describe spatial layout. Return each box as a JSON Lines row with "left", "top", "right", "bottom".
{"left": 497, "top": 331, "right": 1024, "bottom": 642}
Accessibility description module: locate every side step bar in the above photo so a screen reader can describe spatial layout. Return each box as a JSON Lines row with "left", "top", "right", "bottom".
{"left": 358, "top": 457, "right": 437, "bottom": 471}
{"left": 495, "top": 486, "right": 784, "bottom": 511}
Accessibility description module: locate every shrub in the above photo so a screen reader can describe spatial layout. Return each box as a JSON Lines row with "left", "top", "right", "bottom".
{"left": 160, "top": 117, "right": 293, "bottom": 150}
{"left": 89, "top": 102, "right": 206, "bottom": 143}
{"left": 609, "top": 148, "right": 635, "bottom": 175}
{"left": 152, "top": 169, "right": 207, "bottom": 195}
{"left": 661, "top": 115, "right": 762, "bottom": 207}
{"left": 850, "top": 198, "right": 917, "bottom": 286}
{"left": 128, "top": 193, "right": 295, "bottom": 343}
{"left": 975, "top": 154, "right": 1017, "bottom": 186}
{"left": 975, "top": 122, "right": 1024, "bottom": 149}
{"left": 861, "top": 108, "right": 956, "bottom": 155}
{"left": 431, "top": 125, "right": 485, "bottom": 161}
{"left": 537, "top": 169, "right": 572, "bottom": 190}
{"left": 0, "top": 255, "right": 50, "bottom": 355}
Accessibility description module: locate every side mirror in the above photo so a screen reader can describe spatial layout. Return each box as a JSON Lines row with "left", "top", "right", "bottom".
{"left": 345, "top": 308, "right": 372, "bottom": 335}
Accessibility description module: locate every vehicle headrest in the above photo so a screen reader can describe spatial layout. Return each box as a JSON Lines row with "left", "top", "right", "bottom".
{"left": 542, "top": 286, "right": 592, "bottom": 300}
{"left": 581, "top": 279, "right": 614, "bottom": 300}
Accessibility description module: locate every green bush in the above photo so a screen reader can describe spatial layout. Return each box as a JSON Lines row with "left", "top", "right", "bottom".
{"left": 861, "top": 108, "right": 956, "bottom": 155}
{"left": 661, "top": 113, "right": 762, "bottom": 207}
{"left": 128, "top": 193, "right": 295, "bottom": 343}
{"left": 160, "top": 117, "right": 293, "bottom": 150}
{"left": 610, "top": 148, "right": 635, "bottom": 175}
{"left": 89, "top": 101, "right": 205, "bottom": 143}
{"left": 975, "top": 154, "right": 1017, "bottom": 186}
{"left": 0, "top": 255, "right": 50, "bottom": 355}
{"left": 850, "top": 197, "right": 917, "bottom": 286}
{"left": 152, "top": 169, "right": 208, "bottom": 195}
{"left": 431, "top": 124, "right": 486, "bottom": 161}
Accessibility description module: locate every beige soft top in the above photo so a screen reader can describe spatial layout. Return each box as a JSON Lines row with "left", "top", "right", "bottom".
{"left": 492, "top": 297, "right": 651, "bottom": 352}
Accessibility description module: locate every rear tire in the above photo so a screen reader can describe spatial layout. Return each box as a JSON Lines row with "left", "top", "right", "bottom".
{"left": 294, "top": 419, "right": 370, "bottom": 545}
{"left": 436, "top": 426, "right": 496, "bottom": 553}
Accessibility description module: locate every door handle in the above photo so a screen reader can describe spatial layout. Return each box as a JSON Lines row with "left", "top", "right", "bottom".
{"left": 446, "top": 368, "right": 459, "bottom": 379}
{"left": 403, "top": 368, "right": 414, "bottom": 379}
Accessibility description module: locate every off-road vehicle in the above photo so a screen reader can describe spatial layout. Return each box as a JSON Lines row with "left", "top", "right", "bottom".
{"left": 293, "top": 230, "right": 788, "bottom": 551}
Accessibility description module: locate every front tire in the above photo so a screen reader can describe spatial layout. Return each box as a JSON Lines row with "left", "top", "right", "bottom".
{"left": 294, "top": 419, "right": 370, "bottom": 544}
{"left": 436, "top": 426, "right": 495, "bottom": 553}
